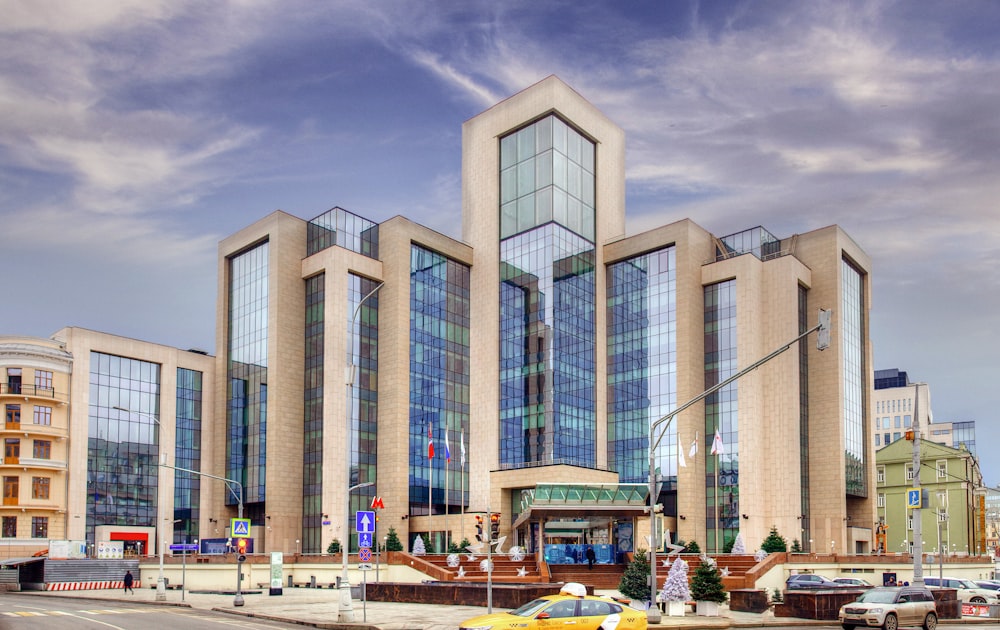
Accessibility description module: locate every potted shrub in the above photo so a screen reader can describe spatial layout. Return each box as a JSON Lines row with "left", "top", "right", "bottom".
{"left": 690, "top": 558, "right": 727, "bottom": 616}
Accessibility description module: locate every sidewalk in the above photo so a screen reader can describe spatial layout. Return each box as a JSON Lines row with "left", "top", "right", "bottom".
{"left": 25, "top": 586, "right": 997, "bottom": 629}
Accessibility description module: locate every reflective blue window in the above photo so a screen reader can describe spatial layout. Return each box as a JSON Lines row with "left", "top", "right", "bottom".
{"left": 307, "top": 207, "right": 379, "bottom": 258}
{"left": 173, "top": 368, "right": 202, "bottom": 544}
{"left": 500, "top": 115, "right": 595, "bottom": 242}
{"left": 607, "top": 248, "right": 677, "bottom": 507}
{"left": 409, "top": 246, "right": 470, "bottom": 519}
{"left": 227, "top": 241, "right": 268, "bottom": 506}
{"left": 499, "top": 224, "right": 596, "bottom": 469}
{"left": 842, "top": 259, "right": 867, "bottom": 497}
{"left": 302, "top": 273, "right": 325, "bottom": 553}
{"left": 705, "top": 280, "right": 738, "bottom": 553}
{"left": 346, "top": 274, "right": 380, "bottom": 543}
{"left": 86, "top": 352, "right": 161, "bottom": 544}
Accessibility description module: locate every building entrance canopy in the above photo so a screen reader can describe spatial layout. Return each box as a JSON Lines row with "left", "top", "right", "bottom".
{"left": 512, "top": 482, "right": 650, "bottom": 530}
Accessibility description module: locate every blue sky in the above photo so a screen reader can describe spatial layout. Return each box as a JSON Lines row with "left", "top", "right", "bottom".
{"left": 2, "top": 1, "right": 998, "bottom": 484}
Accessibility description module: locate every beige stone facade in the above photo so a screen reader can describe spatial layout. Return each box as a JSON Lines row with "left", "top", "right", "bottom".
{"left": 0, "top": 336, "right": 72, "bottom": 557}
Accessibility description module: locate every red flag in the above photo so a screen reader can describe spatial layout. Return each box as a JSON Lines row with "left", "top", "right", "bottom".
{"left": 427, "top": 423, "right": 435, "bottom": 459}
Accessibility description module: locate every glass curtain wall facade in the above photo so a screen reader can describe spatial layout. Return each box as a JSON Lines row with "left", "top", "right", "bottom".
{"left": 797, "top": 285, "right": 811, "bottom": 549}
{"left": 408, "top": 246, "right": 470, "bottom": 520}
{"left": 704, "top": 280, "right": 738, "bottom": 552}
{"left": 302, "top": 273, "right": 324, "bottom": 553}
{"left": 842, "top": 259, "right": 867, "bottom": 497}
{"left": 307, "top": 207, "right": 379, "bottom": 259}
{"left": 607, "top": 247, "right": 678, "bottom": 511}
{"left": 227, "top": 242, "right": 269, "bottom": 508}
{"left": 499, "top": 115, "right": 597, "bottom": 470}
{"left": 345, "top": 274, "right": 379, "bottom": 549}
{"left": 174, "top": 368, "right": 202, "bottom": 544}
{"left": 87, "top": 352, "right": 161, "bottom": 543}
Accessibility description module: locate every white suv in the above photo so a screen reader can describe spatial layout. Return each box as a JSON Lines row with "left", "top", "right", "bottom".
{"left": 923, "top": 576, "right": 1000, "bottom": 604}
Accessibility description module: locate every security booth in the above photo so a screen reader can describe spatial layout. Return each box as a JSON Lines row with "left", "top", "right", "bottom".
{"left": 510, "top": 483, "right": 650, "bottom": 564}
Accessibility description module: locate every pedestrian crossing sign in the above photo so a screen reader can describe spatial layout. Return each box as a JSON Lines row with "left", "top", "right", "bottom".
{"left": 231, "top": 517, "right": 251, "bottom": 537}
{"left": 906, "top": 488, "right": 921, "bottom": 509}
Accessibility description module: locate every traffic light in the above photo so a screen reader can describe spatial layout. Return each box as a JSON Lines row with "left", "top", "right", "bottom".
{"left": 489, "top": 512, "right": 500, "bottom": 541}
{"left": 474, "top": 515, "right": 484, "bottom": 542}
{"left": 236, "top": 537, "right": 248, "bottom": 560}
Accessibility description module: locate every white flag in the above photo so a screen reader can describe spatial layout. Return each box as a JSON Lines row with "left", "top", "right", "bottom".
{"left": 711, "top": 429, "right": 724, "bottom": 455}
{"left": 678, "top": 438, "right": 687, "bottom": 468}
{"left": 689, "top": 432, "right": 699, "bottom": 458}
{"left": 460, "top": 430, "right": 466, "bottom": 467}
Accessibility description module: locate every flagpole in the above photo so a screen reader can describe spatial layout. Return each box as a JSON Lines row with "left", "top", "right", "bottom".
{"left": 445, "top": 428, "right": 450, "bottom": 545}
{"left": 714, "top": 443, "right": 720, "bottom": 553}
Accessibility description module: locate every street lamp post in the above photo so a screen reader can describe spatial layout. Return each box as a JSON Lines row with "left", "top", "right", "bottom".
{"left": 341, "top": 279, "right": 383, "bottom": 624}
{"left": 117, "top": 406, "right": 248, "bottom": 608}
{"left": 645, "top": 310, "right": 830, "bottom": 623}
{"left": 114, "top": 406, "right": 168, "bottom": 602}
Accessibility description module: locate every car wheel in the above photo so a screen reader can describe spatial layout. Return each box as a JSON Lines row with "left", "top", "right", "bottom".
{"left": 842, "top": 625, "right": 856, "bottom": 630}
{"left": 883, "top": 613, "right": 898, "bottom": 630}
{"left": 923, "top": 612, "right": 937, "bottom": 630}
{"left": 971, "top": 597, "right": 986, "bottom": 604}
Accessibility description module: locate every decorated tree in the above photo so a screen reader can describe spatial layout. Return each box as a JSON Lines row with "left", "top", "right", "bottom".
{"left": 682, "top": 539, "right": 701, "bottom": 554}
{"left": 327, "top": 539, "right": 342, "bottom": 554}
{"left": 731, "top": 532, "right": 746, "bottom": 554}
{"left": 760, "top": 526, "right": 787, "bottom": 553}
{"left": 412, "top": 534, "right": 426, "bottom": 555}
{"left": 618, "top": 549, "right": 651, "bottom": 601}
{"left": 690, "top": 559, "right": 727, "bottom": 604}
{"left": 384, "top": 527, "right": 404, "bottom": 552}
{"left": 659, "top": 557, "right": 691, "bottom": 602}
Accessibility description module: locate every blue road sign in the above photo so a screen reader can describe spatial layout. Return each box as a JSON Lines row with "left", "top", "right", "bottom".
{"left": 358, "top": 532, "right": 373, "bottom": 548}
{"left": 232, "top": 517, "right": 251, "bottom": 537}
{"left": 907, "top": 488, "right": 921, "bottom": 509}
{"left": 356, "top": 510, "right": 375, "bottom": 534}
{"left": 169, "top": 544, "right": 198, "bottom": 551}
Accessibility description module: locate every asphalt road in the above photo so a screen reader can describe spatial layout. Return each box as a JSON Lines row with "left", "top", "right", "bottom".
{"left": 0, "top": 593, "right": 303, "bottom": 630}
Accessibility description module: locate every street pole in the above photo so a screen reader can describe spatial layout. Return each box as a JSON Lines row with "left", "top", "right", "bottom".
{"left": 341, "top": 281, "right": 383, "bottom": 623}
{"left": 912, "top": 383, "right": 924, "bottom": 585}
{"left": 158, "top": 461, "right": 244, "bottom": 606}
{"left": 114, "top": 406, "right": 168, "bottom": 602}
{"left": 645, "top": 309, "right": 830, "bottom": 624}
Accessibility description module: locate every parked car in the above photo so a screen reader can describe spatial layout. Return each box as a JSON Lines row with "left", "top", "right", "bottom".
{"left": 923, "top": 576, "right": 1000, "bottom": 604}
{"left": 836, "top": 577, "right": 873, "bottom": 587}
{"left": 787, "top": 573, "right": 841, "bottom": 589}
{"left": 459, "top": 583, "right": 647, "bottom": 630}
{"left": 839, "top": 585, "right": 937, "bottom": 630}
{"left": 974, "top": 580, "right": 1000, "bottom": 591}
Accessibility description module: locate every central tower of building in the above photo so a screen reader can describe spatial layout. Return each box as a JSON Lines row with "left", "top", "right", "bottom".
{"left": 463, "top": 76, "right": 627, "bottom": 511}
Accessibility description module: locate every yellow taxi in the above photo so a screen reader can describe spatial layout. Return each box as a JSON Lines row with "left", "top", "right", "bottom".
{"left": 459, "top": 583, "right": 648, "bottom": 630}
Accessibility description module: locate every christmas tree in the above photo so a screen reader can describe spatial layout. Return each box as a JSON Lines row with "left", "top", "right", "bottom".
{"left": 760, "top": 526, "right": 787, "bottom": 553}
{"left": 617, "top": 550, "right": 651, "bottom": 601}
{"left": 384, "top": 527, "right": 404, "bottom": 552}
{"left": 690, "top": 559, "right": 727, "bottom": 603}
{"left": 412, "top": 534, "right": 426, "bottom": 555}
{"left": 659, "top": 557, "right": 691, "bottom": 602}
{"left": 731, "top": 532, "right": 746, "bottom": 554}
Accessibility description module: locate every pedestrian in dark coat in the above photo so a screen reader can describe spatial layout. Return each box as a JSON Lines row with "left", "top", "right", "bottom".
{"left": 585, "top": 546, "right": 596, "bottom": 569}
{"left": 124, "top": 570, "right": 134, "bottom": 594}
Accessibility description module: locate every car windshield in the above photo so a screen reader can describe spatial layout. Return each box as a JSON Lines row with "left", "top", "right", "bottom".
{"left": 857, "top": 589, "right": 898, "bottom": 604}
{"left": 956, "top": 580, "right": 978, "bottom": 589}
{"left": 510, "top": 598, "right": 555, "bottom": 617}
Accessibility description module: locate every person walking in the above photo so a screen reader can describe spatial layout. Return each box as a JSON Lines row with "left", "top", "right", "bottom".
{"left": 124, "top": 570, "right": 134, "bottom": 594}
{"left": 585, "top": 545, "right": 596, "bottom": 570}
